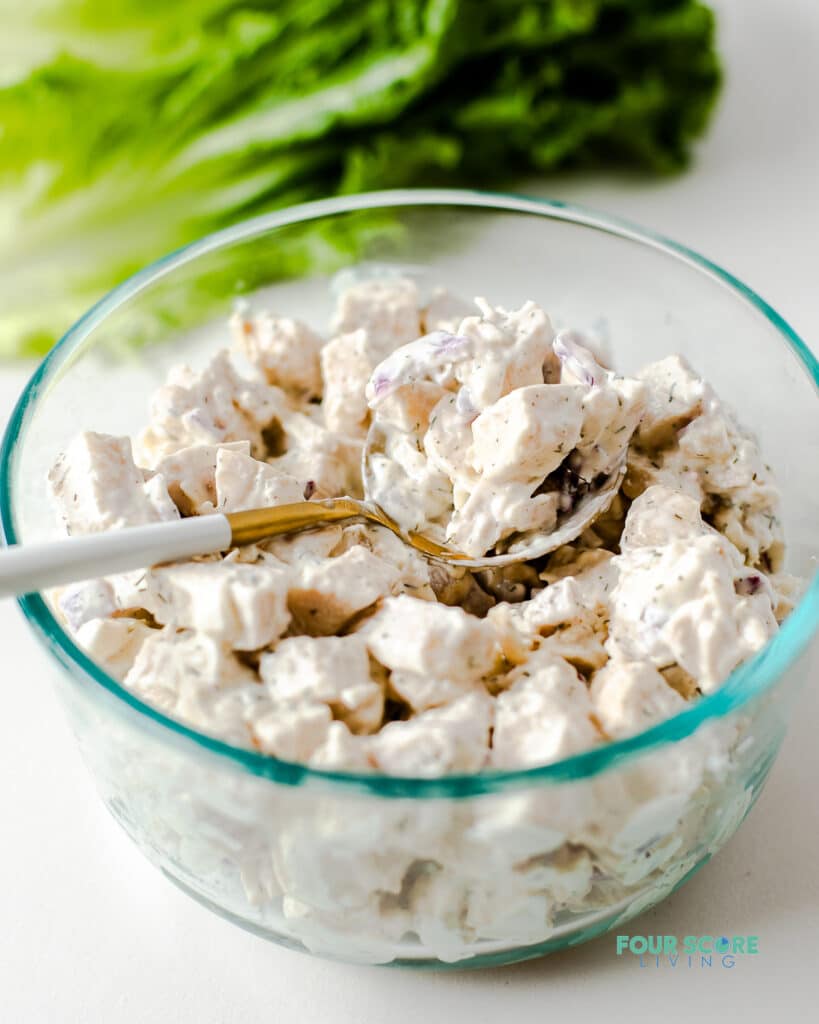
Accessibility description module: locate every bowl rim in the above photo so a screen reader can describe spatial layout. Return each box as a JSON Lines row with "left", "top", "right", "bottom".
{"left": 1, "top": 187, "right": 817, "bottom": 799}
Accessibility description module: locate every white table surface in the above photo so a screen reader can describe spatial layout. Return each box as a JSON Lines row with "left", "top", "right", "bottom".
{"left": 1, "top": 3, "right": 817, "bottom": 1021}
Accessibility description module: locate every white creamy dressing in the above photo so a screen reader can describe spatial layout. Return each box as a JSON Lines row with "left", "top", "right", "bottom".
{"left": 45, "top": 276, "right": 803, "bottom": 958}
{"left": 365, "top": 310, "right": 648, "bottom": 555}
{"left": 47, "top": 277, "right": 798, "bottom": 776}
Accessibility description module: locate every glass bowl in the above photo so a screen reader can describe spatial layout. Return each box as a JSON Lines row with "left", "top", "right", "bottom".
{"left": 1, "top": 190, "right": 817, "bottom": 969}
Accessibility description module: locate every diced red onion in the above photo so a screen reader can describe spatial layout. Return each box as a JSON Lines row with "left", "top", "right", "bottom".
{"left": 553, "top": 331, "right": 603, "bottom": 387}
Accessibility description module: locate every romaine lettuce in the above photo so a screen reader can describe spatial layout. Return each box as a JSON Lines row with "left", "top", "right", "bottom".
{"left": 0, "top": 0, "right": 720, "bottom": 356}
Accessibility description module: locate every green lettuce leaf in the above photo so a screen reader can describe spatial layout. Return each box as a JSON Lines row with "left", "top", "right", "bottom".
{"left": 0, "top": 0, "right": 720, "bottom": 357}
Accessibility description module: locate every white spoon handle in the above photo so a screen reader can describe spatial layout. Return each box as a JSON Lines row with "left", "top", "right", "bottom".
{"left": 0, "top": 514, "right": 231, "bottom": 599}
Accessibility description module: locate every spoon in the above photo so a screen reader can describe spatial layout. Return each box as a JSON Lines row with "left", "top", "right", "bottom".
{"left": 0, "top": 439, "right": 624, "bottom": 598}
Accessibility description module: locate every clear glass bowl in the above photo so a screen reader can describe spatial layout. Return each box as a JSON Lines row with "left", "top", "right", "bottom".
{"left": 1, "top": 191, "right": 817, "bottom": 968}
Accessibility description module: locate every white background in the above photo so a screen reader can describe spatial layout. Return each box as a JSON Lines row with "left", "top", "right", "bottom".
{"left": 1, "top": 2, "right": 817, "bottom": 1020}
